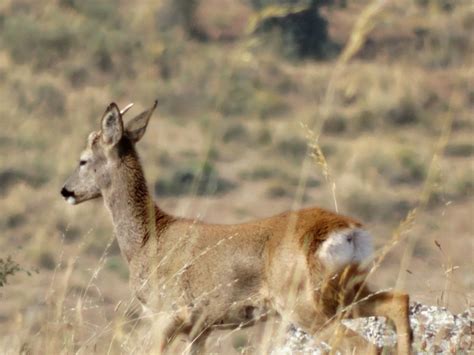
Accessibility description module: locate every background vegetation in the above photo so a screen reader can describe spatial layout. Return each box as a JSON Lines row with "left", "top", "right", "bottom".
{"left": 0, "top": 0, "right": 472, "bottom": 353}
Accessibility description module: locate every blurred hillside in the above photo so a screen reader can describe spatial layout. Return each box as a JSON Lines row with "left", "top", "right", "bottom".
{"left": 0, "top": 0, "right": 472, "bottom": 353}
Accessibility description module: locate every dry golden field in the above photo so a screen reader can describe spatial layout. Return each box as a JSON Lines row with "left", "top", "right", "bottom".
{"left": 0, "top": 0, "right": 472, "bottom": 353}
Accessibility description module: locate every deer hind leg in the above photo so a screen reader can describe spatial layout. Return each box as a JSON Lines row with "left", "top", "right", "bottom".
{"left": 350, "top": 291, "right": 412, "bottom": 355}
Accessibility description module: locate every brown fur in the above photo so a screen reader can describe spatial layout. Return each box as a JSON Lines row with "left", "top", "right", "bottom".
{"left": 61, "top": 101, "right": 412, "bottom": 354}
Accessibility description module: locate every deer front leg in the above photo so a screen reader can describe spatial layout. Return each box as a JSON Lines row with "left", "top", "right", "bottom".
{"left": 350, "top": 291, "right": 412, "bottom": 355}
{"left": 181, "top": 311, "right": 213, "bottom": 355}
{"left": 148, "top": 313, "right": 184, "bottom": 354}
{"left": 290, "top": 302, "right": 379, "bottom": 354}
{"left": 314, "top": 320, "right": 379, "bottom": 355}
{"left": 188, "top": 327, "right": 211, "bottom": 355}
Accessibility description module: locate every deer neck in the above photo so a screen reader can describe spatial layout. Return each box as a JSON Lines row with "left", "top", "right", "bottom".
{"left": 102, "top": 147, "right": 168, "bottom": 263}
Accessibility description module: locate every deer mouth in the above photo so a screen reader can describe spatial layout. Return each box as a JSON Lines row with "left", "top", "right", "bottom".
{"left": 66, "top": 196, "right": 77, "bottom": 205}
{"left": 60, "top": 187, "right": 77, "bottom": 205}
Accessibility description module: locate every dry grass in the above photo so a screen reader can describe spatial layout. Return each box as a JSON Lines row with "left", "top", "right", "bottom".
{"left": 0, "top": 0, "right": 472, "bottom": 353}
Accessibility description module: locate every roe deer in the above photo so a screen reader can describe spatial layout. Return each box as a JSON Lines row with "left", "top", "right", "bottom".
{"left": 61, "top": 101, "right": 412, "bottom": 354}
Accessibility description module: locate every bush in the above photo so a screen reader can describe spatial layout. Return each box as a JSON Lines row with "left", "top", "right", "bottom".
{"left": 444, "top": 142, "right": 474, "bottom": 157}
{"left": 0, "top": 169, "right": 47, "bottom": 196}
{"left": 223, "top": 124, "right": 249, "bottom": 143}
{"left": 85, "top": 29, "right": 141, "bottom": 75}
{"left": 0, "top": 256, "right": 21, "bottom": 287}
{"left": 6, "top": 214, "right": 26, "bottom": 229}
{"left": 277, "top": 137, "right": 308, "bottom": 160}
{"left": 38, "top": 251, "right": 56, "bottom": 270}
{"left": 386, "top": 97, "right": 421, "bottom": 126}
{"left": 2, "top": 15, "right": 75, "bottom": 69}
{"left": 170, "top": 0, "right": 200, "bottom": 37}
{"left": 257, "top": 127, "right": 273, "bottom": 145}
{"left": 322, "top": 114, "right": 348, "bottom": 134}
{"left": 34, "top": 84, "right": 66, "bottom": 116}
{"left": 106, "top": 256, "right": 129, "bottom": 280}
{"left": 351, "top": 145, "right": 427, "bottom": 186}
{"left": 397, "top": 149, "right": 426, "bottom": 184}
{"left": 265, "top": 184, "right": 291, "bottom": 198}
{"left": 344, "top": 189, "right": 412, "bottom": 222}
{"left": 254, "top": 91, "right": 289, "bottom": 119}
{"left": 10, "top": 80, "right": 66, "bottom": 117}
{"left": 59, "top": 0, "right": 119, "bottom": 25}
{"left": 155, "top": 161, "right": 235, "bottom": 196}
{"left": 415, "top": 17, "right": 472, "bottom": 68}
{"left": 66, "top": 66, "right": 89, "bottom": 88}
{"left": 217, "top": 67, "right": 259, "bottom": 116}
{"left": 414, "top": 0, "right": 455, "bottom": 11}
{"left": 214, "top": 63, "right": 288, "bottom": 118}
{"left": 448, "top": 171, "right": 474, "bottom": 199}
{"left": 240, "top": 166, "right": 278, "bottom": 181}
{"left": 252, "top": 3, "right": 334, "bottom": 59}
{"left": 250, "top": 0, "right": 335, "bottom": 10}
{"left": 93, "top": 37, "right": 114, "bottom": 73}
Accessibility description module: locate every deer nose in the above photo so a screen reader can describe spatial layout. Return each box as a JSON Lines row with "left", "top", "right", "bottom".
{"left": 61, "top": 187, "right": 74, "bottom": 198}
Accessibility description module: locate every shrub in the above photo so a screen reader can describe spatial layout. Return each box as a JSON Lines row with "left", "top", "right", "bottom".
{"left": 397, "top": 149, "right": 426, "bottom": 184}
{"left": 59, "top": 0, "right": 119, "bottom": 25}
{"left": 414, "top": 0, "right": 455, "bottom": 11}
{"left": 353, "top": 109, "right": 377, "bottom": 131}
{"left": 0, "top": 256, "right": 20, "bottom": 287}
{"left": 215, "top": 63, "right": 288, "bottom": 118}
{"left": 257, "top": 127, "right": 273, "bottom": 145}
{"left": 0, "top": 169, "right": 47, "bottom": 196}
{"left": 6, "top": 214, "right": 25, "bottom": 229}
{"left": 171, "top": 0, "right": 200, "bottom": 37}
{"left": 106, "top": 256, "right": 129, "bottom": 280}
{"left": 222, "top": 124, "right": 249, "bottom": 143}
{"left": 252, "top": 2, "right": 334, "bottom": 59}
{"left": 0, "top": 253, "right": 36, "bottom": 287}
{"left": 155, "top": 161, "right": 235, "bottom": 196}
{"left": 2, "top": 15, "right": 75, "bottom": 69}
{"left": 344, "top": 189, "right": 412, "bottom": 222}
{"left": 66, "top": 66, "right": 89, "bottom": 88}
{"left": 448, "top": 171, "right": 474, "bottom": 199}
{"left": 254, "top": 91, "right": 289, "bottom": 119}
{"left": 38, "top": 251, "right": 56, "bottom": 270}
{"left": 386, "top": 97, "right": 421, "bottom": 126}
{"left": 415, "top": 17, "right": 472, "bottom": 68}
{"left": 265, "top": 184, "right": 291, "bottom": 198}
{"left": 444, "top": 142, "right": 474, "bottom": 157}
{"left": 240, "top": 166, "right": 278, "bottom": 180}
{"left": 250, "top": 0, "right": 310, "bottom": 9}
{"left": 34, "top": 84, "right": 66, "bottom": 116}
{"left": 217, "top": 67, "right": 259, "bottom": 116}
{"left": 93, "top": 37, "right": 114, "bottom": 72}
{"left": 322, "top": 114, "right": 348, "bottom": 134}
{"left": 277, "top": 137, "right": 307, "bottom": 160}
{"left": 157, "top": 0, "right": 222, "bottom": 40}
{"left": 353, "top": 147, "right": 426, "bottom": 185}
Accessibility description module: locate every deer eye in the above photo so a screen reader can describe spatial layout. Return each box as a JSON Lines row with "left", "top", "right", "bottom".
{"left": 79, "top": 160, "right": 87, "bottom": 166}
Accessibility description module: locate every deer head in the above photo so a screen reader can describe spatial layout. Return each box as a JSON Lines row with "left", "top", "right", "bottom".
{"left": 60, "top": 100, "right": 157, "bottom": 205}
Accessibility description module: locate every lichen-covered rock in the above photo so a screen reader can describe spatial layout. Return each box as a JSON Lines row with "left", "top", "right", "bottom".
{"left": 274, "top": 302, "right": 473, "bottom": 354}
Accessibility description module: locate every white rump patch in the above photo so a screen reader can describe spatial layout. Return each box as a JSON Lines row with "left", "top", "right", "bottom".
{"left": 317, "top": 228, "right": 373, "bottom": 273}
{"left": 67, "top": 196, "right": 76, "bottom": 205}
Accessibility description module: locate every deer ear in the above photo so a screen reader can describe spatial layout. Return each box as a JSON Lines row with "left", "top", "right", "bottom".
{"left": 125, "top": 100, "right": 158, "bottom": 143}
{"left": 101, "top": 103, "right": 123, "bottom": 146}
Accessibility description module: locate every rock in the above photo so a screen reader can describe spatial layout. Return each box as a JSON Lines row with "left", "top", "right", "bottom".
{"left": 273, "top": 302, "right": 473, "bottom": 354}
